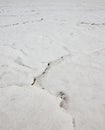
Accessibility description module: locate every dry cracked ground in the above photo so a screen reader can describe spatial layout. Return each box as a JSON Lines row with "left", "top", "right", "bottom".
{"left": 0, "top": 0, "right": 105, "bottom": 130}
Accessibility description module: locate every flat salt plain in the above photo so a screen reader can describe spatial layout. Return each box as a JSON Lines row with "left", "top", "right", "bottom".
{"left": 0, "top": 0, "right": 105, "bottom": 130}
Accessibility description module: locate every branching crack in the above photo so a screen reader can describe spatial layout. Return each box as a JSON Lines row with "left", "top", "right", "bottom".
{"left": 30, "top": 53, "right": 76, "bottom": 128}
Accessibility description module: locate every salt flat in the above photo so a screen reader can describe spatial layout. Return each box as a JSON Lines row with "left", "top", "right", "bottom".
{"left": 0, "top": 0, "right": 105, "bottom": 130}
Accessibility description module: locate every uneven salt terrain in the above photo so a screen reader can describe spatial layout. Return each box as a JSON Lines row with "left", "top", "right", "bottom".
{"left": 0, "top": 0, "right": 105, "bottom": 130}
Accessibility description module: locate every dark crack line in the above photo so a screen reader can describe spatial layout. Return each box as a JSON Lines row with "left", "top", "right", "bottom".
{"left": 15, "top": 58, "right": 35, "bottom": 71}
{"left": 20, "top": 64, "right": 34, "bottom": 70}
{"left": 0, "top": 21, "right": 29, "bottom": 28}
{"left": 80, "top": 22, "right": 105, "bottom": 26}
{"left": 72, "top": 117, "right": 76, "bottom": 130}
{"left": 0, "top": 18, "right": 44, "bottom": 28}
{"left": 31, "top": 53, "right": 71, "bottom": 86}
{"left": 16, "top": 62, "right": 35, "bottom": 71}
{"left": 20, "top": 49, "right": 28, "bottom": 56}
{"left": 0, "top": 44, "right": 28, "bottom": 56}
{"left": 89, "top": 47, "right": 105, "bottom": 54}
{"left": 31, "top": 77, "right": 36, "bottom": 86}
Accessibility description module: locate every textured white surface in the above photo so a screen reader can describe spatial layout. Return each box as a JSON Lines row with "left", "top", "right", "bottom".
{"left": 0, "top": 0, "right": 105, "bottom": 130}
